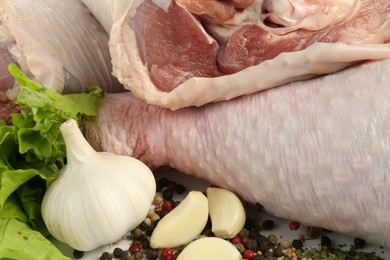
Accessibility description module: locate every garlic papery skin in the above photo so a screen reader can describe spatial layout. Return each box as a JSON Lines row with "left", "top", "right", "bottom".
{"left": 41, "top": 119, "right": 156, "bottom": 251}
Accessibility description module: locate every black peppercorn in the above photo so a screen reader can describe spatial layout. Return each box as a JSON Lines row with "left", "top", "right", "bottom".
{"left": 146, "top": 249, "right": 159, "bottom": 260}
{"left": 100, "top": 252, "right": 112, "bottom": 260}
{"left": 162, "top": 189, "right": 174, "bottom": 201}
{"left": 354, "top": 237, "right": 366, "bottom": 249}
{"left": 245, "top": 238, "right": 259, "bottom": 251}
{"left": 73, "top": 249, "right": 84, "bottom": 259}
{"left": 158, "top": 177, "right": 169, "bottom": 187}
{"left": 113, "top": 247, "right": 123, "bottom": 258}
{"left": 159, "top": 209, "right": 169, "bottom": 218}
{"left": 262, "top": 219, "right": 274, "bottom": 230}
{"left": 167, "top": 181, "right": 177, "bottom": 190}
{"left": 320, "top": 235, "right": 332, "bottom": 247}
{"left": 146, "top": 225, "right": 155, "bottom": 236}
{"left": 292, "top": 239, "right": 303, "bottom": 250}
{"left": 172, "top": 200, "right": 181, "bottom": 208}
{"left": 174, "top": 184, "right": 186, "bottom": 194}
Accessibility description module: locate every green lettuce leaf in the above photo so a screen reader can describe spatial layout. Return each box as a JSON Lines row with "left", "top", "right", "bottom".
{"left": 0, "top": 64, "right": 104, "bottom": 259}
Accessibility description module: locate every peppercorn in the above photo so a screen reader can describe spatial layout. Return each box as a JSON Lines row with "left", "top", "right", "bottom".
{"left": 241, "top": 237, "right": 249, "bottom": 244}
{"left": 113, "top": 247, "right": 124, "bottom": 258}
{"left": 150, "top": 213, "right": 161, "bottom": 223}
{"left": 172, "top": 200, "right": 181, "bottom": 208}
{"left": 163, "top": 189, "right": 174, "bottom": 201}
{"left": 166, "top": 181, "right": 177, "bottom": 190}
{"left": 139, "top": 235, "right": 150, "bottom": 248}
{"left": 162, "top": 247, "right": 174, "bottom": 258}
{"left": 159, "top": 209, "right": 169, "bottom": 218}
{"left": 129, "top": 243, "right": 141, "bottom": 254}
{"left": 235, "top": 243, "right": 246, "bottom": 253}
{"left": 143, "top": 217, "right": 152, "bottom": 226}
{"left": 320, "top": 235, "right": 332, "bottom": 247}
{"left": 162, "top": 200, "right": 173, "bottom": 211}
{"left": 132, "top": 227, "right": 143, "bottom": 239}
{"left": 267, "top": 234, "right": 278, "bottom": 245}
{"left": 289, "top": 221, "right": 300, "bottom": 231}
{"left": 146, "top": 225, "right": 155, "bottom": 236}
{"left": 273, "top": 247, "right": 284, "bottom": 258}
{"left": 73, "top": 249, "right": 84, "bottom": 259}
{"left": 134, "top": 252, "right": 143, "bottom": 259}
{"left": 354, "top": 238, "right": 366, "bottom": 249}
{"left": 158, "top": 178, "right": 169, "bottom": 187}
{"left": 146, "top": 249, "right": 159, "bottom": 260}
{"left": 242, "top": 249, "right": 255, "bottom": 259}
{"left": 262, "top": 219, "right": 274, "bottom": 230}
{"left": 280, "top": 240, "right": 291, "bottom": 250}
{"left": 174, "top": 184, "right": 186, "bottom": 194}
{"left": 244, "top": 217, "right": 256, "bottom": 230}
{"left": 138, "top": 221, "right": 148, "bottom": 231}
{"left": 292, "top": 239, "right": 303, "bottom": 250}
{"left": 120, "top": 251, "right": 133, "bottom": 260}
{"left": 100, "top": 252, "right": 112, "bottom": 260}
{"left": 245, "top": 239, "right": 259, "bottom": 251}
{"left": 239, "top": 228, "right": 249, "bottom": 238}
{"left": 306, "top": 226, "right": 326, "bottom": 238}
{"left": 153, "top": 195, "right": 164, "bottom": 205}
{"left": 230, "top": 235, "right": 241, "bottom": 244}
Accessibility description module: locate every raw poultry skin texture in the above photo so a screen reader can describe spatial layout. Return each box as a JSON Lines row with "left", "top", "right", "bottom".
{"left": 85, "top": 59, "right": 390, "bottom": 248}
{"left": 0, "top": 0, "right": 122, "bottom": 94}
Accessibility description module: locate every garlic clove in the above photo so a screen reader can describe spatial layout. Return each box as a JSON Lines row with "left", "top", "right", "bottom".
{"left": 207, "top": 187, "right": 246, "bottom": 239}
{"left": 177, "top": 237, "right": 242, "bottom": 260}
{"left": 41, "top": 119, "right": 156, "bottom": 251}
{"left": 150, "top": 191, "right": 208, "bottom": 248}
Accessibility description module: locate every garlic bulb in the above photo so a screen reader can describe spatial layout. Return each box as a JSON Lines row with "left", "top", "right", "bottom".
{"left": 41, "top": 119, "right": 156, "bottom": 251}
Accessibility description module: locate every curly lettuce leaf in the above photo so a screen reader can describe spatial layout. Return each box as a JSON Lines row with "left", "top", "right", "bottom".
{"left": 0, "top": 64, "right": 104, "bottom": 259}
{"left": 0, "top": 196, "right": 68, "bottom": 260}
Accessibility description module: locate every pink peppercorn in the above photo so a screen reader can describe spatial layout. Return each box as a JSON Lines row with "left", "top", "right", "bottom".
{"left": 243, "top": 249, "right": 254, "bottom": 259}
{"left": 162, "top": 247, "right": 174, "bottom": 258}
{"left": 289, "top": 221, "right": 301, "bottom": 231}
{"left": 162, "top": 201, "right": 173, "bottom": 211}
{"left": 230, "top": 235, "right": 241, "bottom": 244}
{"left": 129, "top": 242, "right": 141, "bottom": 254}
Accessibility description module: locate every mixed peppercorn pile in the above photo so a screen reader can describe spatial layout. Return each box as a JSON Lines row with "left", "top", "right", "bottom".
{"left": 72, "top": 177, "right": 385, "bottom": 260}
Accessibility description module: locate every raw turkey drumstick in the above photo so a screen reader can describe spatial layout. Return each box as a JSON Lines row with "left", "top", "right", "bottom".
{"left": 85, "top": 58, "right": 390, "bottom": 248}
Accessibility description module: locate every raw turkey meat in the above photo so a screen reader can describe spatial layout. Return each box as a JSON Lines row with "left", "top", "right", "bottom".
{"left": 82, "top": 0, "right": 390, "bottom": 109}
{"left": 0, "top": 0, "right": 122, "bottom": 95}
{"left": 85, "top": 58, "right": 390, "bottom": 248}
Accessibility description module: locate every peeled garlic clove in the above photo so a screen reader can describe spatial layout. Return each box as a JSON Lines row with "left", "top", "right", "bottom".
{"left": 150, "top": 191, "right": 208, "bottom": 248}
{"left": 41, "top": 119, "right": 156, "bottom": 251}
{"left": 207, "top": 187, "right": 246, "bottom": 239}
{"left": 177, "top": 237, "right": 242, "bottom": 260}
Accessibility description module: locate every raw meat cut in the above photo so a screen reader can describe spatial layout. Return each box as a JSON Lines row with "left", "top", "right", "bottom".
{"left": 0, "top": 0, "right": 122, "bottom": 95}
{"left": 85, "top": 58, "right": 390, "bottom": 248}
{"left": 82, "top": 0, "right": 390, "bottom": 109}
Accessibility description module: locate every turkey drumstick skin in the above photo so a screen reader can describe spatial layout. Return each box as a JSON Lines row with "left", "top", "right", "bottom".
{"left": 85, "top": 59, "right": 390, "bottom": 248}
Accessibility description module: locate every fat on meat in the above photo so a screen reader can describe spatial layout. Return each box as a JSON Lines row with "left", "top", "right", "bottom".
{"left": 85, "top": 59, "right": 390, "bottom": 248}
{"left": 0, "top": 0, "right": 122, "bottom": 95}
{"left": 82, "top": 0, "right": 390, "bottom": 109}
